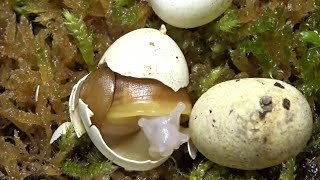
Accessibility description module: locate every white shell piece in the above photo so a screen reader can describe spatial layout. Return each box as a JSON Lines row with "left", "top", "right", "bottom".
{"left": 69, "top": 74, "right": 89, "bottom": 137}
{"left": 190, "top": 78, "right": 313, "bottom": 170}
{"left": 50, "top": 122, "right": 72, "bottom": 144}
{"left": 187, "top": 140, "right": 197, "bottom": 160}
{"left": 78, "top": 99, "right": 169, "bottom": 171}
{"left": 99, "top": 27, "right": 189, "bottom": 92}
{"left": 148, "top": 0, "right": 232, "bottom": 28}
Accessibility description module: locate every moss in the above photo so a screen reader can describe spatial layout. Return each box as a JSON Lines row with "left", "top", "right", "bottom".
{"left": 300, "top": 31, "right": 320, "bottom": 47}
{"left": 189, "top": 160, "right": 214, "bottom": 180}
{"left": 35, "top": 40, "right": 54, "bottom": 83}
{"left": 279, "top": 158, "right": 296, "bottom": 180}
{"left": 61, "top": 149, "right": 117, "bottom": 178}
{"left": 216, "top": 10, "right": 241, "bottom": 32}
{"left": 106, "top": 1, "right": 150, "bottom": 28}
{"left": 63, "top": 10, "right": 96, "bottom": 72}
{"left": 8, "top": 0, "right": 30, "bottom": 17}
{"left": 196, "top": 66, "right": 224, "bottom": 97}
{"left": 52, "top": 126, "right": 117, "bottom": 178}
{"left": 114, "top": 0, "right": 135, "bottom": 7}
{"left": 303, "top": 117, "right": 320, "bottom": 154}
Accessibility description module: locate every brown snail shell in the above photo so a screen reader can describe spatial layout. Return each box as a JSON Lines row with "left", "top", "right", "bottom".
{"left": 79, "top": 65, "right": 191, "bottom": 139}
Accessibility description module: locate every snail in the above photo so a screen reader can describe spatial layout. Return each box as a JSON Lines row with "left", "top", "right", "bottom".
{"left": 189, "top": 78, "right": 313, "bottom": 170}
{"left": 78, "top": 65, "right": 191, "bottom": 155}
{"left": 147, "top": 0, "right": 233, "bottom": 28}
{"left": 51, "top": 26, "right": 192, "bottom": 171}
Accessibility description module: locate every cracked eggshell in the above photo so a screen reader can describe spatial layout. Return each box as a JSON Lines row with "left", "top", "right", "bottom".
{"left": 69, "top": 75, "right": 89, "bottom": 137}
{"left": 99, "top": 27, "right": 189, "bottom": 92}
{"left": 189, "top": 78, "right": 313, "bottom": 170}
{"left": 148, "top": 0, "right": 232, "bottom": 28}
{"left": 77, "top": 99, "right": 169, "bottom": 171}
{"left": 69, "top": 74, "right": 169, "bottom": 171}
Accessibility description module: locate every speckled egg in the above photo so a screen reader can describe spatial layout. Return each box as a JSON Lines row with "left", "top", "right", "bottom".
{"left": 189, "top": 78, "right": 313, "bottom": 170}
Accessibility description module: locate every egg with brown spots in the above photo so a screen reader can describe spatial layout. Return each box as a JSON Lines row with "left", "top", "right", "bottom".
{"left": 189, "top": 78, "right": 313, "bottom": 170}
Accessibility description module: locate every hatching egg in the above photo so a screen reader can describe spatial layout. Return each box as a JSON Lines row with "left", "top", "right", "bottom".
{"left": 189, "top": 78, "right": 313, "bottom": 170}
{"left": 66, "top": 26, "right": 191, "bottom": 171}
{"left": 147, "top": 0, "right": 232, "bottom": 28}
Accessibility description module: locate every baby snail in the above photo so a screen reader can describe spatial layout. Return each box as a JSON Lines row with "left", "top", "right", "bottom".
{"left": 51, "top": 26, "right": 192, "bottom": 171}
{"left": 147, "top": 0, "right": 232, "bottom": 28}
{"left": 189, "top": 78, "right": 313, "bottom": 170}
{"left": 78, "top": 65, "right": 191, "bottom": 156}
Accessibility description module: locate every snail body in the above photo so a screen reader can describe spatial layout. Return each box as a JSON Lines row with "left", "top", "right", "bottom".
{"left": 79, "top": 66, "right": 191, "bottom": 141}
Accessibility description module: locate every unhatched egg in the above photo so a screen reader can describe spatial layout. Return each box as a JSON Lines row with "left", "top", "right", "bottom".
{"left": 189, "top": 78, "right": 313, "bottom": 170}
{"left": 147, "top": 0, "right": 232, "bottom": 28}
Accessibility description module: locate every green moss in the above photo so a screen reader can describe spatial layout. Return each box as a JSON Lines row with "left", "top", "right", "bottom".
{"left": 63, "top": 10, "right": 96, "bottom": 72}
{"left": 57, "top": 126, "right": 84, "bottom": 152}
{"left": 54, "top": 126, "right": 117, "bottom": 178}
{"left": 61, "top": 148, "right": 117, "bottom": 178}
{"left": 216, "top": 10, "right": 241, "bottom": 32}
{"left": 61, "top": 158, "right": 116, "bottom": 178}
{"left": 202, "top": 165, "right": 230, "bottom": 180}
{"left": 250, "top": 9, "right": 278, "bottom": 34}
{"left": 197, "top": 66, "right": 224, "bottom": 97}
{"left": 114, "top": 0, "right": 135, "bottom": 7}
{"left": 189, "top": 160, "right": 214, "bottom": 180}
{"left": 297, "top": 31, "right": 320, "bottom": 98}
{"left": 279, "top": 158, "right": 296, "bottom": 180}
{"left": 8, "top": 0, "right": 30, "bottom": 16}
{"left": 300, "top": 31, "right": 320, "bottom": 47}
{"left": 295, "top": 2, "right": 320, "bottom": 100}
{"left": 297, "top": 47, "right": 320, "bottom": 97}
{"left": 35, "top": 39, "right": 55, "bottom": 83}
{"left": 107, "top": 1, "right": 149, "bottom": 27}
{"left": 303, "top": 117, "right": 320, "bottom": 154}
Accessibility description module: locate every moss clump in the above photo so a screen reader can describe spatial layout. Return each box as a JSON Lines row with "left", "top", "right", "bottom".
{"left": 189, "top": 160, "right": 214, "bottom": 180}
{"left": 106, "top": 0, "right": 151, "bottom": 28}
{"left": 61, "top": 149, "right": 117, "bottom": 178}
{"left": 63, "top": 10, "right": 96, "bottom": 72}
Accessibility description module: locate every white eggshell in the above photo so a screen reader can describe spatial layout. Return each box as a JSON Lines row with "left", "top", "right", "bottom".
{"left": 99, "top": 27, "right": 189, "bottom": 92}
{"left": 69, "top": 74, "right": 89, "bottom": 137}
{"left": 68, "top": 74, "right": 169, "bottom": 171}
{"left": 189, "top": 78, "right": 313, "bottom": 170}
{"left": 50, "top": 122, "right": 72, "bottom": 144}
{"left": 148, "top": 0, "right": 232, "bottom": 28}
{"left": 78, "top": 98, "right": 169, "bottom": 171}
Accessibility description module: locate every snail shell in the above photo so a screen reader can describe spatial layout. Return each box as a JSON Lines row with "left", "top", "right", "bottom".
{"left": 79, "top": 66, "right": 191, "bottom": 140}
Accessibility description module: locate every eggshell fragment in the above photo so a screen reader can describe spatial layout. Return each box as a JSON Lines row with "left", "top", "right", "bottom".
{"left": 50, "top": 122, "right": 72, "bottom": 144}
{"left": 68, "top": 73, "right": 172, "bottom": 171}
{"left": 99, "top": 26, "right": 189, "bottom": 92}
{"left": 189, "top": 78, "right": 313, "bottom": 170}
{"left": 148, "top": 0, "right": 232, "bottom": 28}
{"left": 69, "top": 74, "right": 89, "bottom": 137}
{"left": 78, "top": 98, "right": 169, "bottom": 171}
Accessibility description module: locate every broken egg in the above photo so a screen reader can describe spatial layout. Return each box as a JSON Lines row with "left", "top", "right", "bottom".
{"left": 189, "top": 78, "right": 313, "bottom": 170}
{"left": 147, "top": 0, "right": 232, "bottom": 28}
{"left": 99, "top": 25, "right": 188, "bottom": 92}
{"left": 55, "top": 26, "right": 192, "bottom": 171}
